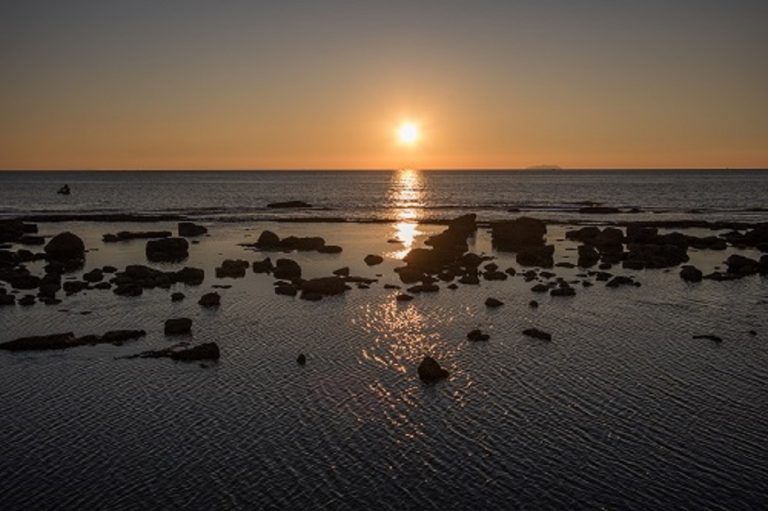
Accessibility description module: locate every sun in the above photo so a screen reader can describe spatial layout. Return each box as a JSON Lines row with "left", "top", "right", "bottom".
{"left": 396, "top": 122, "right": 420, "bottom": 146}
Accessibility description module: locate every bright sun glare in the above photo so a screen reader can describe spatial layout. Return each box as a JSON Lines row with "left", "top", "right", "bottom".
{"left": 397, "top": 122, "right": 420, "bottom": 146}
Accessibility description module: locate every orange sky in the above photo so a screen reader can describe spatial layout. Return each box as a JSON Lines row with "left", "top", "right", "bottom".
{"left": 1, "top": 1, "right": 766, "bottom": 170}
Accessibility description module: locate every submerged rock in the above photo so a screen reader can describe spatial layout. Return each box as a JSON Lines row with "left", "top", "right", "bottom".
{"left": 122, "top": 342, "right": 221, "bottom": 361}
{"left": 301, "top": 276, "right": 348, "bottom": 296}
{"left": 0, "top": 329, "right": 145, "bottom": 351}
{"left": 522, "top": 328, "right": 552, "bottom": 341}
{"left": 693, "top": 334, "right": 723, "bottom": 343}
{"left": 417, "top": 356, "right": 449, "bottom": 382}
{"left": 516, "top": 245, "right": 555, "bottom": 268}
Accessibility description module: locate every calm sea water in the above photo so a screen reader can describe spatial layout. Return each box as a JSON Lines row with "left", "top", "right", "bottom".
{"left": 1, "top": 170, "right": 767, "bottom": 222}
{"left": 1, "top": 171, "right": 767, "bottom": 509}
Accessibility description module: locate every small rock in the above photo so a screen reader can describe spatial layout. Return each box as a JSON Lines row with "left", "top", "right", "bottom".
{"left": 467, "top": 329, "right": 490, "bottom": 342}
{"left": 198, "top": 292, "right": 220, "bottom": 307}
{"left": 396, "top": 294, "right": 414, "bottom": 302}
{"left": 164, "top": 318, "right": 192, "bottom": 335}
{"left": 297, "top": 353, "right": 307, "bottom": 365}
{"left": 417, "top": 356, "right": 449, "bottom": 382}
{"left": 364, "top": 254, "right": 384, "bottom": 266}
{"left": 171, "top": 292, "right": 185, "bottom": 302}
{"left": 485, "top": 297, "right": 504, "bottom": 308}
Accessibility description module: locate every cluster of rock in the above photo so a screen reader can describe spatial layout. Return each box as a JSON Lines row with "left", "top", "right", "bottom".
{"left": 104, "top": 223, "right": 207, "bottom": 242}
{"left": 146, "top": 237, "right": 190, "bottom": 262}
{"left": 111, "top": 265, "right": 204, "bottom": 297}
{"left": 491, "top": 217, "right": 554, "bottom": 267}
{"left": 245, "top": 230, "right": 342, "bottom": 254}
{"left": 120, "top": 342, "right": 220, "bottom": 361}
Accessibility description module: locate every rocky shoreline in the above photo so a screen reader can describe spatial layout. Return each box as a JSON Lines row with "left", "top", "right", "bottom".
{"left": 1, "top": 215, "right": 766, "bottom": 376}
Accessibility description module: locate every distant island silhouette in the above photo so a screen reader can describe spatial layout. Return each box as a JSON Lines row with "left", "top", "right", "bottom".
{"left": 525, "top": 164, "right": 563, "bottom": 170}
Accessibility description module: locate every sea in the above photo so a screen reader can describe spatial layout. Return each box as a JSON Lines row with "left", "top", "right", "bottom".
{"left": 0, "top": 170, "right": 767, "bottom": 510}
{"left": 1, "top": 169, "right": 767, "bottom": 223}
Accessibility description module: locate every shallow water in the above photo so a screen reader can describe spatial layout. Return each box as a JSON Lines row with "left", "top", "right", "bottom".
{"left": 1, "top": 169, "right": 768, "bottom": 224}
{"left": 1, "top": 220, "right": 767, "bottom": 509}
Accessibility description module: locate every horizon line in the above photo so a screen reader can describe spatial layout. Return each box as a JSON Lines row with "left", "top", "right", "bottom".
{"left": 1, "top": 167, "right": 767, "bottom": 172}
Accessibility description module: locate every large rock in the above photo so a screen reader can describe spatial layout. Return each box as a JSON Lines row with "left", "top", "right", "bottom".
{"left": 273, "top": 258, "right": 302, "bottom": 280}
{"left": 364, "top": 254, "right": 384, "bottom": 266}
{"left": 44, "top": 232, "right": 85, "bottom": 261}
{"left": 257, "top": 230, "right": 281, "bottom": 247}
{"left": 577, "top": 245, "right": 600, "bottom": 268}
{"left": 522, "top": 328, "right": 552, "bottom": 341}
{"left": 726, "top": 254, "right": 760, "bottom": 276}
{"left": 252, "top": 258, "right": 273, "bottom": 273}
{"left": 417, "top": 356, "right": 449, "bottom": 382}
{"left": 491, "top": 217, "right": 546, "bottom": 251}
{"left": 146, "top": 237, "right": 189, "bottom": 262}
{"left": 178, "top": 222, "right": 208, "bottom": 237}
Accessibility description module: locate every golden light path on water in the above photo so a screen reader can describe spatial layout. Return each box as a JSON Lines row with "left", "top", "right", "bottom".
{"left": 351, "top": 169, "right": 474, "bottom": 441}
{"left": 386, "top": 169, "right": 425, "bottom": 260}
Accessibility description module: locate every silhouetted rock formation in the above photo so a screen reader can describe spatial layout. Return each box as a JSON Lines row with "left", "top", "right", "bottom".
{"left": 417, "top": 356, "right": 449, "bottom": 382}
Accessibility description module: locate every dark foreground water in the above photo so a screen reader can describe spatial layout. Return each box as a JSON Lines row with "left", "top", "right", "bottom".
{"left": 1, "top": 169, "right": 767, "bottom": 223}
{"left": 1, "top": 216, "right": 767, "bottom": 510}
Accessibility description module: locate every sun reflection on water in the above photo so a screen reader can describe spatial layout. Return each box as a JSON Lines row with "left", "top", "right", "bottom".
{"left": 387, "top": 169, "right": 425, "bottom": 259}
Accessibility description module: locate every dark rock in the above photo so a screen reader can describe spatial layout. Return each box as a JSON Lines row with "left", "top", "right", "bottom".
{"left": 178, "top": 222, "right": 208, "bottom": 237}
{"left": 417, "top": 356, "right": 449, "bottom": 382}
{"left": 267, "top": 201, "right": 312, "bottom": 208}
{"left": 529, "top": 300, "right": 539, "bottom": 308}
{"left": 198, "top": 292, "right": 220, "bottom": 307}
{"left": 725, "top": 254, "right": 760, "bottom": 276}
{"left": 483, "top": 270, "right": 508, "bottom": 281}
{"left": 522, "top": 328, "right": 552, "bottom": 341}
{"left": 275, "top": 285, "right": 298, "bottom": 296}
{"left": 146, "top": 237, "right": 189, "bottom": 262}
{"left": 555, "top": 262, "right": 576, "bottom": 269}
{"left": 680, "top": 265, "right": 703, "bottom": 283}
{"left": 114, "top": 283, "right": 143, "bottom": 297}
{"left": 82, "top": 269, "right": 104, "bottom": 282}
{"left": 273, "top": 259, "right": 302, "bottom": 280}
{"left": 122, "top": 342, "right": 221, "bottom": 361}
{"left": 318, "top": 245, "right": 343, "bottom": 254}
{"left": 531, "top": 283, "right": 549, "bottom": 293}
{"left": 693, "top": 334, "right": 723, "bottom": 343}
{"left": 458, "top": 274, "right": 480, "bottom": 285}
{"left": 171, "top": 292, "right": 185, "bottom": 302}
{"left": 216, "top": 259, "right": 250, "bottom": 278}
{"left": 252, "top": 258, "right": 273, "bottom": 273}
{"left": 550, "top": 286, "right": 576, "bottom": 297}
{"left": 516, "top": 245, "right": 555, "bottom": 268}
{"left": 19, "top": 235, "right": 45, "bottom": 245}
{"left": 491, "top": 217, "right": 546, "bottom": 251}
{"left": 281, "top": 236, "right": 326, "bottom": 251}
{"left": 300, "top": 291, "right": 323, "bottom": 301}
{"left": 257, "top": 230, "right": 281, "bottom": 247}
{"left": 175, "top": 267, "right": 205, "bottom": 285}
{"left": 19, "top": 295, "right": 35, "bottom": 306}
{"left": 103, "top": 231, "right": 171, "bottom": 242}
{"left": 297, "top": 353, "right": 306, "bottom": 365}
{"left": 485, "top": 297, "right": 504, "bottom": 307}
{"left": 505, "top": 267, "right": 517, "bottom": 276}
{"left": 606, "top": 276, "right": 635, "bottom": 288}
{"left": 333, "top": 267, "right": 350, "bottom": 277}
{"left": 0, "top": 294, "right": 15, "bottom": 306}
{"left": 447, "top": 283, "right": 458, "bottom": 290}
{"left": 301, "top": 277, "right": 348, "bottom": 296}
{"left": 364, "top": 254, "right": 384, "bottom": 266}
{"left": 165, "top": 318, "right": 192, "bottom": 335}
{"left": 407, "top": 283, "right": 440, "bottom": 293}
{"left": 0, "top": 329, "right": 145, "bottom": 351}
{"left": 102, "top": 265, "right": 117, "bottom": 273}
{"left": 396, "top": 294, "right": 414, "bottom": 302}
{"left": 45, "top": 232, "right": 85, "bottom": 261}
{"left": 467, "top": 329, "right": 490, "bottom": 342}
{"left": 577, "top": 245, "right": 600, "bottom": 268}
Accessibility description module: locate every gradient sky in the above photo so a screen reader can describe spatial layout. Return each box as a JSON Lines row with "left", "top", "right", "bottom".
{"left": 1, "top": 0, "right": 766, "bottom": 170}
